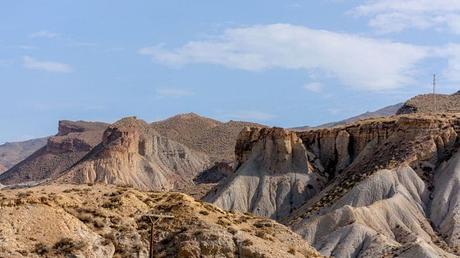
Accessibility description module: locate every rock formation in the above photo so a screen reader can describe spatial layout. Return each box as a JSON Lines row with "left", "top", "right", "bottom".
{"left": 56, "top": 117, "right": 211, "bottom": 191}
{"left": 206, "top": 127, "right": 326, "bottom": 220}
{"left": 207, "top": 113, "right": 460, "bottom": 257}
{"left": 0, "top": 184, "right": 321, "bottom": 258}
{"left": 284, "top": 114, "right": 460, "bottom": 257}
{"left": 0, "top": 121, "right": 108, "bottom": 185}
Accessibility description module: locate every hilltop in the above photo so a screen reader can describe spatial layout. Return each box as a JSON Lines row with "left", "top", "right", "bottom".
{"left": 152, "top": 113, "right": 265, "bottom": 162}
{"left": 0, "top": 184, "right": 321, "bottom": 258}
{"left": 0, "top": 138, "right": 48, "bottom": 174}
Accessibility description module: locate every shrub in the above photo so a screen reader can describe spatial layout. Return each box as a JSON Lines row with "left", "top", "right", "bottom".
{"left": 34, "top": 243, "right": 49, "bottom": 255}
{"left": 53, "top": 238, "right": 86, "bottom": 254}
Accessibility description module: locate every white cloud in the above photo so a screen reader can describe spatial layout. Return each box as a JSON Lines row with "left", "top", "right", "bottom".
{"left": 23, "top": 56, "right": 73, "bottom": 73}
{"left": 140, "top": 24, "right": 429, "bottom": 91}
{"left": 351, "top": 0, "right": 460, "bottom": 34}
{"left": 30, "top": 30, "right": 60, "bottom": 39}
{"left": 156, "top": 88, "right": 194, "bottom": 97}
{"left": 303, "top": 82, "right": 323, "bottom": 93}
{"left": 226, "top": 111, "right": 276, "bottom": 121}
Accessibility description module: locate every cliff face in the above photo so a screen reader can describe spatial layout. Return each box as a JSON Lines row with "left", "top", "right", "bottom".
{"left": 289, "top": 115, "right": 460, "bottom": 257}
{"left": 46, "top": 121, "right": 107, "bottom": 154}
{"left": 209, "top": 114, "right": 460, "bottom": 257}
{"left": 206, "top": 127, "right": 326, "bottom": 220}
{"left": 57, "top": 117, "right": 211, "bottom": 191}
{"left": 0, "top": 121, "right": 108, "bottom": 185}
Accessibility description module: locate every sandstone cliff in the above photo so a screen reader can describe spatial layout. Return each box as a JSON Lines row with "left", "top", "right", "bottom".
{"left": 206, "top": 127, "right": 326, "bottom": 220}
{"left": 286, "top": 114, "right": 460, "bottom": 257}
{"left": 0, "top": 121, "right": 108, "bottom": 185}
{"left": 208, "top": 113, "right": 460, "bottom": 257}
{"left": 56, "top": 117, "right": 211, "bottom": 191}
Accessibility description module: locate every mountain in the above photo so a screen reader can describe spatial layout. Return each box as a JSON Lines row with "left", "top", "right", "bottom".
{"left": 0, "top": 120, "right": 108, "bottom": 185}
{"left": 56, "top": 117, "right": 210, "bottom": 191}
{"left": 0, "top": 184, "right": 321, "bottom": 258}
{"left": 0, "top": 137, "right": 48, "bottom": 174}
{"left": 397, "top": 91, "right": 460, "bottom": 114}
{"left": 209, "top": 113, "right": 460, "bottom": 257}
{"left": 152, "top": 113, "right": 265, "bottom": 162}
{"left": 292, "top": 103, "right": 403, "bottom": 131}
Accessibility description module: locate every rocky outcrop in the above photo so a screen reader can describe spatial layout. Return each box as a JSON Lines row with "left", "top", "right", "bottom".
{"left": 283, "top": 114, "right": 460, "bottom": 257}
{"left": 57, "top": 117, "right": 211, "bottom": 191}
{"left": 210, "top": 114, "right": 460, "bottom": 257}
{"left": 0, "top": 121, "right": 108, "bottom": 185}
{"left": 206, "top": 127, "right": 326, "bottom": 219}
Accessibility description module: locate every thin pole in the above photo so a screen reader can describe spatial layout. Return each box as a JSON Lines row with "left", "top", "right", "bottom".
{"left": 433, "top": 74, "right": 437, "bottom": 113}
{"left": 146, "top": 214, "right": 174, "bottom": 258}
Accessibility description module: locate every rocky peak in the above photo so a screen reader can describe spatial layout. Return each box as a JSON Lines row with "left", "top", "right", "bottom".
{"left": 102, "top": 117, "right": 146, "bottom": 153}
{"left": 207, "top": 127, "right": 325, "bottom": 219}
{"left": 47, "top": 121, "right": 108, "bottom": 154}
{"left": 235, "top": 127, "right": 304, "bottom": 172}
{"left": 57, "top": 120, "right": 85, "bottom": 136}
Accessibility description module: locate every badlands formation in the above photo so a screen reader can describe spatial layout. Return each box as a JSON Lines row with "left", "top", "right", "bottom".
{"left": 4, "top": 105, "right": 460, "bottom": 257}
{"left": 209, "top": 113, "right": 460, "bottom": 257}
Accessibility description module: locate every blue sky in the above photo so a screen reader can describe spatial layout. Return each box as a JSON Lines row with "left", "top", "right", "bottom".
{"left": 1, "top": 0, "right": 460, "bottom": 143}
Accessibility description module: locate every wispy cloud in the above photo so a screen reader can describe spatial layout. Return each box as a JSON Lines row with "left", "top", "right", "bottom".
{"left": 226, "top": 111, "right": 276, "bottom": 121}
{"left": 29, "top": 30, "right": 96, "bottom": 48}
{"left": 351, "top": 0, "right": 460, "bottom": 34}
{"left": 140, "top": 24, "right": 429, "bottom": 91}
{"left": 156, "top": 88, "right": 195, "bottom": 97}
{"left": 23, "top": 56, "right": 73, "bottom": 73}
{"left": 30, "top": 30, "right": 60, "bottom": 39}
{"left": 303, "top": 82, "right": 323, "bottom": 93}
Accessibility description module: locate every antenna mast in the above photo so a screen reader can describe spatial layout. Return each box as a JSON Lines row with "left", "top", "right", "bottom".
{"left": 433, "top": 74, "right": 437, "bottom": 113}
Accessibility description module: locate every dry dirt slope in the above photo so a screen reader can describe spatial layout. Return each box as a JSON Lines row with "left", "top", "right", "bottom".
{"left": 0, "top": 137, "right": 48, "bottom": 174}
{"left": 397, "top": 91, "right": 460, "bottom": 114}
{"left": 0, "top": 184, "right": 321, "bottom": 258}
{"left": 152, "top": 113, "right": 265, "bottom": 162}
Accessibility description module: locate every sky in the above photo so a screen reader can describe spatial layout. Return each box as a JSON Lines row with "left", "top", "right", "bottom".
{"left": 1, "top": 0, "right": 460, "bottom": 143}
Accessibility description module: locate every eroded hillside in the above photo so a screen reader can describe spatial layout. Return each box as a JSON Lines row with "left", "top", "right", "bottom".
{"left": 209, "top": 113, "right": 460, "bottom": 257}
{"left": 0, "top": 184, "right": 321, "bottom": 258}
{"left": 0, "top": 121, "right": 108, "bottom": 185}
